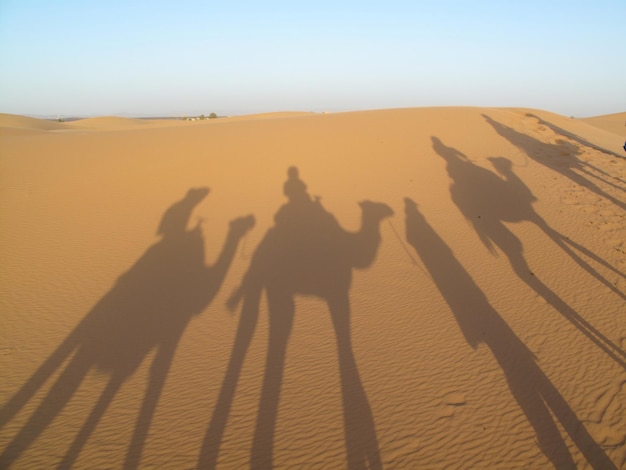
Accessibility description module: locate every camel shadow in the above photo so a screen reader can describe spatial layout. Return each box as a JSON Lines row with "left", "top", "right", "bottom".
{"left": 199, "top": 167, "right": 391, "bottom": 469}
{"left": 525, "top": 113, "right": 626, "bottom": 162}
{"left": 483, "top": 114, "right": 626, "bottom": 210}
{"left": 404, "top": 198, "right": 617, "bottom": 469}
{"left": 0, "top": 188, "right": 254, "bottom": 469}
{"left": 432, "top": 137, "right": 626, "bottom": 369}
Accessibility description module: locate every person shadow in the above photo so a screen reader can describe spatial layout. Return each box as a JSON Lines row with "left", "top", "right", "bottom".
{"left": 431, "top": 137, "right": 626, "bottom": 369}
{"left": 0, "top": 188, "right": 254, "bottom": 469}
{"left": 404, "top": 198, "right": 618, "bottom": 469}
{"left": 199, "top": 167, "right": 392, "bottom": 469}
{"left": 483, "top": 114, "right": 626, "bottom": 210}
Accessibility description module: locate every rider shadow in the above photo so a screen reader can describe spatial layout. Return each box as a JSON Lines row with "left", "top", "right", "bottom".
{"left": 483, "top": 114, "right": 626, "bottom": 210}
{"left": 0, "top": 188, "right": 254, "bottom": 469}
{"left": 432, "top": 137, "right": 626, "bottom": 368}
{"left": 199, "top": 167, "right": 392, "bottom": 469}
{"left": 404, "top": 198, "right": 617, "bottom": 469}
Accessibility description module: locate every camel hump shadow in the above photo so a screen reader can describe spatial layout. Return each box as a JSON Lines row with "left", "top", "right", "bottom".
{"left": 432, "top": 136, "right": 537, "bottom": 225}
{"left": 77, "top": 187, "right": 221, "bottom": 374}
{"left": 229, "top": 172, "right": 393, "bottom": 309}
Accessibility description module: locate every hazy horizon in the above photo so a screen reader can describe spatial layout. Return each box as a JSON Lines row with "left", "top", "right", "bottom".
{"left": 1, "top": 1, "right": 625, "bottom": 118}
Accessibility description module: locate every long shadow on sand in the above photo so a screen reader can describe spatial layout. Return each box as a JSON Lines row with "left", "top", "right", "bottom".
{"left": 404, "top": 199, "right": 617, "bottom": 469}
{"left": 524, "top": 113, "right": 626, "bottom": 162}
{"left": 199, "top": 167, "right": 392, "bottom": 469}
{"left": 432, "top": 137, "right": 626, "bottom": 369}
{"left": 483, "top": 114, "right": 626, "bottom": 210}
{"left": 0, "top": 188, "right": 254, "bottom": 469}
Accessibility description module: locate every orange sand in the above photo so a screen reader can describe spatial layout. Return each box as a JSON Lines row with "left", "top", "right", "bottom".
{"left": 1, "top": 107, "right": 625, "bottom": 468}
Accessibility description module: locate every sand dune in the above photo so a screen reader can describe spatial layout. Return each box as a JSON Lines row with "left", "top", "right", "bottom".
{"left": 582, "top": 112, "right": 626, "bottom": 136}
{"left": 1, "top": 106, "right": 625, "bottom": 468}
{"left": 69, "top": 116, "right": 156, "bottom": 130}
{"left": 0, "top": 113, "right": 71, "bottom": 136}
{"left": 0, "top": 113, "right": 70, "bottom": 131}
{"left": 220, "top": 111, "right": 319, "bottom": 122}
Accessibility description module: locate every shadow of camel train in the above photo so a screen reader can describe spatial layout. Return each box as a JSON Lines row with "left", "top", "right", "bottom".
{"left": 0, "top": 188, "right": 254, "bottom": 469}
{"left": 200, "top": 167, "right": 392, "bottom": 469}
{"left": 431, "top": 136, "right": 626, "bottom": 369}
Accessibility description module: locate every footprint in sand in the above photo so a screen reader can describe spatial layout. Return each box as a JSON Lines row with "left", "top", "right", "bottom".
{"left": 0, "top": 347, "right": 19, "bottom": 356}
{"left": 561, "top": 196, "right": 581, "bottom": 206}
{"left": 522, "top": 114, "right": 568, "bottom": 145}
{"left": 436, "top": 392, "right": 467, "bottom": 419}
{"left": 578, "top": 204, "right": 600, "bottom": 214}
{"left": 598, "top": 209, "right": 617, "bottom": 218}
{"left": 598, "top": 221, "right": 622, "bottom": 232}
{"left": 605, "top": 238, "right": 624, "bottom": 249}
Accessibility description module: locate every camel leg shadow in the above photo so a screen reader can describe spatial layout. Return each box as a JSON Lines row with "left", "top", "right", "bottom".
{"left": 329, "top": 292, "right": 382, "bottom": 470}
{"left": 0, "top": 354, "right": 91, "bottom": 467}
{"left": 198, "top": 283, "right": 262, "bottom": 469}
{"left": 250, "top": 287, "right": 295, "bottom": 469}
{"left": 58, "top": 373, "right": 125, "bottom": 469}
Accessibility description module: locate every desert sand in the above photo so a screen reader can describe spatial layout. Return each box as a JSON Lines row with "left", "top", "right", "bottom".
{"left": 1, "top": 107, "right": 625, "bottom": 468}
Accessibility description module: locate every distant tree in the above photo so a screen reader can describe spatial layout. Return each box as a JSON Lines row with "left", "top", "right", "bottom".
{"left": 209, "top": 112, "right": 218, "bottom": 119}
{"left": 199, "top": 114, "right": 205, "bottom": 120}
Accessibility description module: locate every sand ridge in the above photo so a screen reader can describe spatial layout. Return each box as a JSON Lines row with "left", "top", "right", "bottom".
{"left": 1, "top": 106, "right": 625, "bottom": 468}
{"left": 582, "top": 112, "right": 626, "bottom": 136}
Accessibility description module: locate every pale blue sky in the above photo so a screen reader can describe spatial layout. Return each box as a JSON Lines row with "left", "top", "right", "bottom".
{"left": 1, "top": 1, "right": 624, "bottom": 117}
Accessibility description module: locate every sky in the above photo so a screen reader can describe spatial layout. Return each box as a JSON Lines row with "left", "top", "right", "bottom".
{"left": 1, "top": 1, "right": 625, "bottom": 118}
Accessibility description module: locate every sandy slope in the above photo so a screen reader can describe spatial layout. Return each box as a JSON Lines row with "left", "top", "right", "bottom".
{"left": 1, "top": 107, "right": 625, "bottom": 469}
{"left": 582, "top": 112, "right": 626, "bottom": 136}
